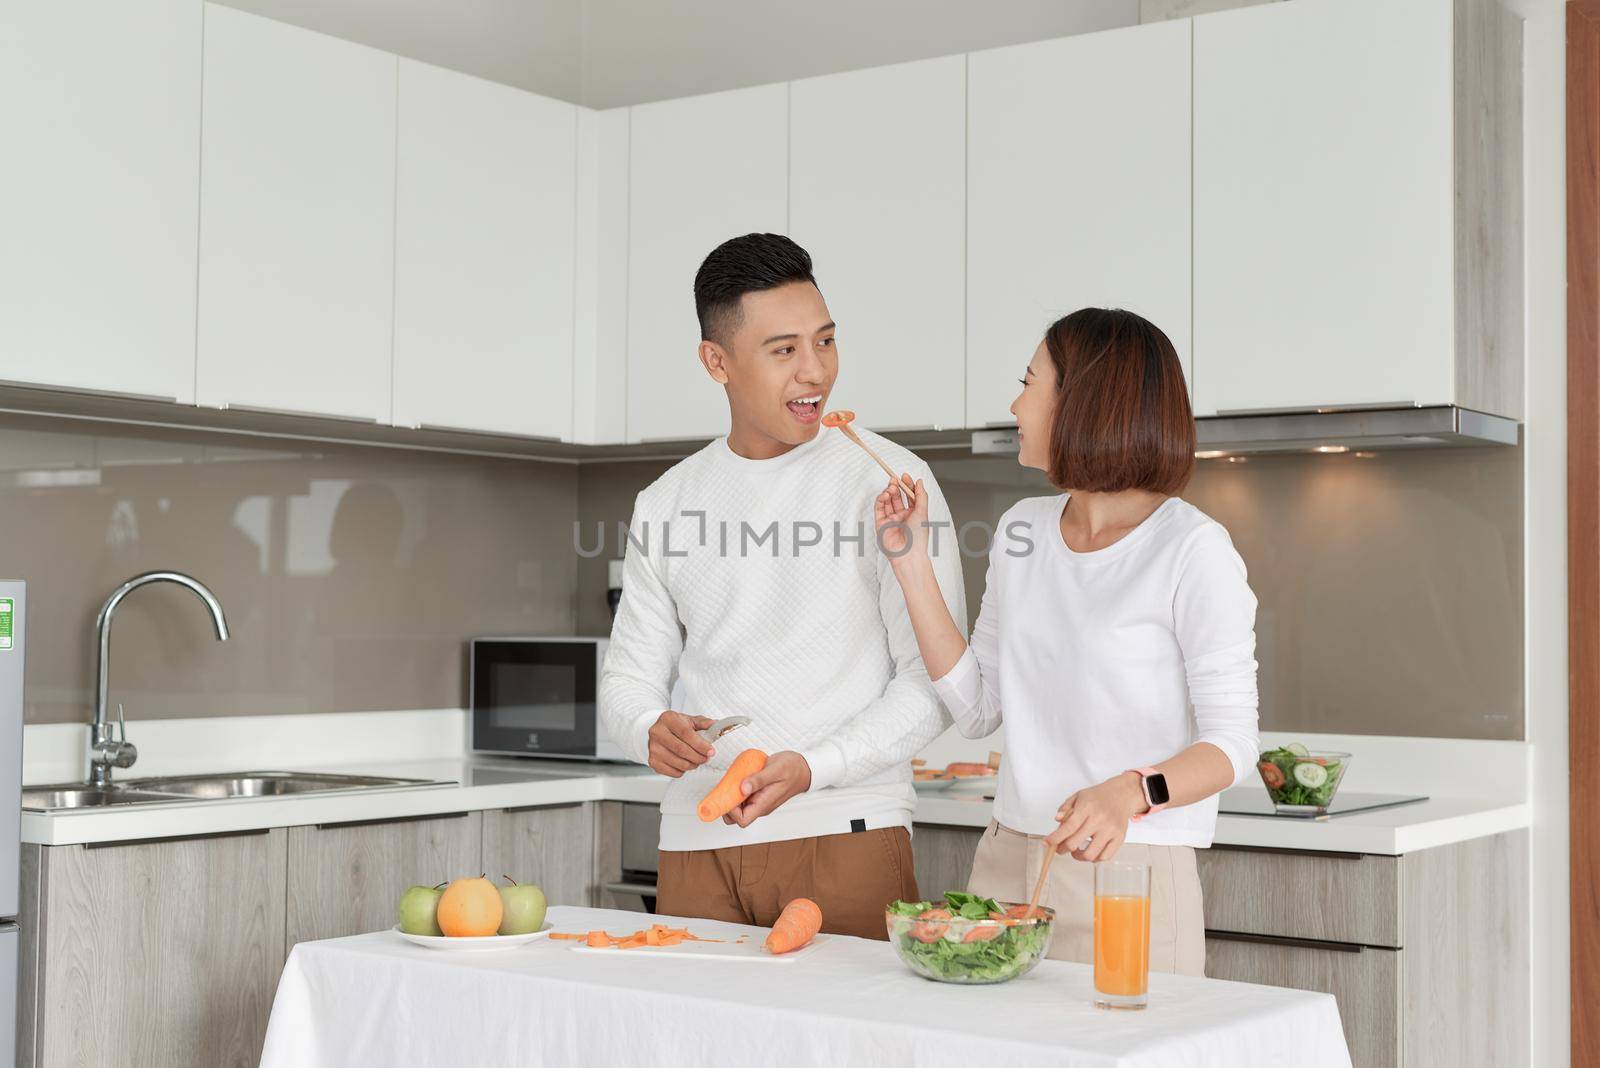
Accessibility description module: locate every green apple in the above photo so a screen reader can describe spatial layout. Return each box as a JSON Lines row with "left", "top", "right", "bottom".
{"left": 396, "top": 883, "right": 445, "bottom": 936}
{"left": 498, "top": 876, "right": 547, "bottom": 935}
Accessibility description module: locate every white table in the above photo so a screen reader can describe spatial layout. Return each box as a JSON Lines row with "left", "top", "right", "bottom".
{"left": 261, "top": 906, "right": 1351, "bottom": 1068}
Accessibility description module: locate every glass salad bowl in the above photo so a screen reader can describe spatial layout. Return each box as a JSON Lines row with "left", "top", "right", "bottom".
{"left": 885, "top": 894, "right": 1054, "bottom": 984}
{"left": 1257, "top": 745, "right": 1353, "bottom": 815}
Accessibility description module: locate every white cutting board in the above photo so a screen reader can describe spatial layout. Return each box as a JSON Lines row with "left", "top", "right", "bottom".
{"left": 570, "top": 934, "right": 831, "bottom": 963}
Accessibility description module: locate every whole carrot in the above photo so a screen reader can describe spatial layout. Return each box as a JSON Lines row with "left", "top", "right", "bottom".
{"left": 764, "top": 897, "right": 823, "bottom": 954}
{"left": 697, "top": 749, "right": 769, "bottom": 822}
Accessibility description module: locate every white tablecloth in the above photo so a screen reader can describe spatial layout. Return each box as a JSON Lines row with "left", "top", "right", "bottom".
{"left": 261, "top": 906, "right": 1351, "bottom": 1068}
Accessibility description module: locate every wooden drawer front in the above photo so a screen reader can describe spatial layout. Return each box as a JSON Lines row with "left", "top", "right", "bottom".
{"left": 286, "top": 812, "right": 481, "bottom": 947}
{"left": 38, "top": 831, "right": 289, "bottom": 1068}
{"left": 911, "top": 825, "right": 982, "bottom": 900}
{"left": 1199, "top": 846, "right": 1400, "bottom": 947}
{"left": 481, "top": 804, "right": 596, "bottom": 909}
{"left": 1206, "top": 933, "right": 1399, "bottom": 1068}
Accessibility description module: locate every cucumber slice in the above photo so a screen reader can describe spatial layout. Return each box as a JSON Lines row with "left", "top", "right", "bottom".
{"left": 1286, "top": 743, "right": 1310, "bottom": 758}
{"left": 1292, "top": 761, "right": 1329, "bottom": 789}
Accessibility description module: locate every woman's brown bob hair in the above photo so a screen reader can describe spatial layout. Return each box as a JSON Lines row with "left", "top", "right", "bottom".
{"left": 1042, "top": 307, "right": 1196, "bottom": 495}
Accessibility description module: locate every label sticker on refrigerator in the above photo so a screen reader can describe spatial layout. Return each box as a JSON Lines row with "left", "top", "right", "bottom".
{"left": 0, "top": 597, "right": 11, "bottom": 650}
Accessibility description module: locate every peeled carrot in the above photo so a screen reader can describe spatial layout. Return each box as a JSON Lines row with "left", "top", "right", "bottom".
{"left": 764, "top": 897, "right": 823, "bottom": 954}
{"left": 697, "top": 749, "right": 769, "bottom": 822}
{"left": 585, "top": 930, "right": 612, "bottom": 948}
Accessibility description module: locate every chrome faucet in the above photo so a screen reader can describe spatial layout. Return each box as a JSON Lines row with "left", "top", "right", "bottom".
{"left": 90, "top": 571, "right": 230, "bottom": 787}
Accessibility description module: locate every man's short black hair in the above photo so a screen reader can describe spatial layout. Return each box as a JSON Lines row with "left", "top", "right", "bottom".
{"left": 693, "top": 233, "right": 817, "bottom": 346}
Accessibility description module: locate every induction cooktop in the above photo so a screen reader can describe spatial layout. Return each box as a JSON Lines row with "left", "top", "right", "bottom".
{"left": 1216, "top": 788, "right": 1428, "bottom": 820}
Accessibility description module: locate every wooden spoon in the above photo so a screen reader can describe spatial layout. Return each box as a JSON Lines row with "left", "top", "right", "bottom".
{"left": 1024, "top": 843, "right": 1056, "bottom": 920}
{"left": 822, "top": 410, "right": 916, "bottom": 496}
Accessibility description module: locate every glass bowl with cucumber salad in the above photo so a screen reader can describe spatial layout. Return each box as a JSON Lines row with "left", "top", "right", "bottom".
{"left": 885, "top": 893, "right": 1054, "bottom": 984}
{"left": 1257, "top": 744, "right": 1352, "bottom": 814}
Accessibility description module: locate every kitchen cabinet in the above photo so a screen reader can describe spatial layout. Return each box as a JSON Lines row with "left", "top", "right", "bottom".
{"left": 788, "top": 57, "right": 966, "bottom": 433}
{"left": 1191, "top": 0, "right": 1522, "bottom": 418}
{"left": 481, "top": 803, "right": 597, "bottom": 909}
{"left": 626, "top": 85, "right": 789, "bottom": 443}
{"left": 285, "top": 812, "right": 482, "bottom": 946}
{"left": 1198, "top": 831, "right": 1528, "bottom": 1067}
{"left": 0, "top": 0, "right": 202, "bottom": 403}
{"left": 573, "top": 109, "right": 632, "bottom": 446}
{"left": 1205, "top": 935, "right": 1400, "bottom": 1068}
{"left": 966, "top": 21, "right": 1192, "bottom": 428}
{"left": 392, "top": 60, "right": 578, "bottom": 441}
{"left": 195, "top": 4, "right": 397, "bottom": 424}
{"left": 18, "top": 830, "right": 288, "bottom": 1068}
{"left": 910, "top": 824, "right": 981, "bottom": 899}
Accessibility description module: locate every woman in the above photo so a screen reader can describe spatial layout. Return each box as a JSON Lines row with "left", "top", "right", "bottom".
{"left": 875, "top": 307, "right": 1259, "bottom": 974}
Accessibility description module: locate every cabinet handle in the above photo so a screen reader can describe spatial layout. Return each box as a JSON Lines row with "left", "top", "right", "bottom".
{"left": 315, "top": 811, "right": 470, "bottom": 830}
{"left": 503, "top": 802, "right": 584, "bottom": 814}
{"left": 1212, "top": 401, "right": 1418, "bottom": 417}
{"left": 84, "top": 827, "right": 271, "bottom": 849}
{"left": 1207, "top": 843, "right": 1368, "bottom": 861}
{"left": 0, "top": 378, "right": 178, "bottom": 404}
{"left": 1205, "top": 929, "right": 1365, "bottom": 954}
{"left": 413, "top": 422, "right": 564, "bottom": 443}
{"left": 601, "top": 880, "right": 658, "bottom": 896}
{"left": 223, "top": 402, "right": 378, "bottom": 424}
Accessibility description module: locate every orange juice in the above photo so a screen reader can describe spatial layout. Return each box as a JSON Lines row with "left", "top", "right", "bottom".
{"left": 1093, "top": 894, "right": 1151, "bottom": 997}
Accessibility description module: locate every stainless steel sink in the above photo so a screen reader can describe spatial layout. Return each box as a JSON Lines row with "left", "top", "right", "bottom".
{"left": 123, "top": 771, "right": 436, "bottom": 799}
{"left": 21, "top": 786, "right": 191, "bottom": 811}
{"left": 23, "top": 771, "right": 449, "bottom": 810}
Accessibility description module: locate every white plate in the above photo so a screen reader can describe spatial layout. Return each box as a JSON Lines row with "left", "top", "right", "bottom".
{"left": 392, "top": 923, "right": 553, "bottom": 951}
{"left": 912, "top": 777, "right": 957, "bottom": 793}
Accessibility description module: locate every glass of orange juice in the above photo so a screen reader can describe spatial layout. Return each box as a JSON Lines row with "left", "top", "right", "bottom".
{"left": 1093, "top": 861, "right": 1151, "bottom": 1010}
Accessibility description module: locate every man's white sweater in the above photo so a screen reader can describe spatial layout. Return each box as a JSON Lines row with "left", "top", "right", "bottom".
{"left": 599, "top": 427, "right": 967, "bottom": 851}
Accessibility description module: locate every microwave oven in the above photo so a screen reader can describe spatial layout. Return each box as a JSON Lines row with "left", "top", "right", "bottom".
{"left": 470, "top": 637, "right": 627, "bottom": 761}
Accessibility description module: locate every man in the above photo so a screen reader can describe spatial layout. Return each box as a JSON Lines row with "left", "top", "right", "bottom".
{"left": 598, "top": 233, "right": 967, "bottom": 939}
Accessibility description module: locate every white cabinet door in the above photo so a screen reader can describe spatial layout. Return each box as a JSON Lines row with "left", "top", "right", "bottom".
{"left": 789, "top": 57, "right": 966, "bottom": 433}
{"left": 573, "top": 108, "right": 631, "bottom": 446}
{"left": 196, "top": 5, "right": 396, "bottom": 423}
{"left": 967, "top": 22, "right": 1192, "bottom": 429}
{"left": 1192, "top": 0, "right": 1453, "bottom": 416}
{"left": 392, "top": 60, "right": 577, "bottom": 440}
{"left": 627, "top": 85, "right": 788, "bottom": 442}
{"left": 0, "top": 0, "right": 202, "bottom": 402}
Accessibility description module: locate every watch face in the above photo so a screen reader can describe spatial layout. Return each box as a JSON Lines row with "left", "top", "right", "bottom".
{"left": 1146, "top": 773, "right": 1171, "bottom": 807}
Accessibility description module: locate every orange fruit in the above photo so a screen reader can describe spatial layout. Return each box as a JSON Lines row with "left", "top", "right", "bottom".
{"left": 437, "top": 875, "right": 503, "bottom": 937}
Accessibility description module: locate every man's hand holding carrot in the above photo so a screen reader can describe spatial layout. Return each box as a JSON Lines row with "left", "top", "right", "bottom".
{"left": 722, "top": 751, "right": 812, "bottom": 827}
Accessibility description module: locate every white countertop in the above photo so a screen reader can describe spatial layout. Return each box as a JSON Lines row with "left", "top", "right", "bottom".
{"left": 21, "top": 754, "right": 1530, "bottom": 854}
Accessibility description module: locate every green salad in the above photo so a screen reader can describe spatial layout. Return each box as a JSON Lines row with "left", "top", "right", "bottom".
{"left": 1257, "top": 743, "right": 1345, "bottom": 808}
{"left": 885, "top": 891, "right": 1051, "bottom": 983}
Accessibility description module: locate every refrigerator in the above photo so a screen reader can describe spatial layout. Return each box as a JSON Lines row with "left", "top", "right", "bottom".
{"left": 1, "top": 582, "right": 22, "bottom": 1068}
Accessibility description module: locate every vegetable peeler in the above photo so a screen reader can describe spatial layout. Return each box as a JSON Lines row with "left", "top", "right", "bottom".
{"left": 697, "top": 715, "right": 752, "bottom": 748}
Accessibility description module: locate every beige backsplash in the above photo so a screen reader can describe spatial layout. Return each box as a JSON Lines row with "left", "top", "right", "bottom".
{"left": 576, "top": 443, "right": 1525, "bottom": 741}
{"left": 0, "top": 412, "right": 578, "bottom": 725}
{"left": 0, "top": 411, "right": 1522, "bottom": 739}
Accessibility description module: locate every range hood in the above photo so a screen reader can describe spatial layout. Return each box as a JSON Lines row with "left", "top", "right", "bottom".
{"left": 1193, "top": 405, "right": 1518, "bottom": 454}
{"left": 966, "top": 405, "right": 1519, "bottom": 457}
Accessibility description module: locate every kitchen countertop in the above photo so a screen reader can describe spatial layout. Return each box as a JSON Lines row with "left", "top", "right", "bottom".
{"left": 21, "top": 754, "right": 1530, "bottom": 854}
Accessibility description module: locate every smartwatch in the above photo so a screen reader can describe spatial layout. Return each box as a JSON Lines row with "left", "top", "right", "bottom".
{"left": 1127, "top": 767, "right": 1170, "bottom": 822}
